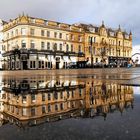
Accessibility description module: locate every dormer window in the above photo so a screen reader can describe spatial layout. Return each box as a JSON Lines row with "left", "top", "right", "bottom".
{"left": 89, "top": 27, "right": 95, "bottom": 33}
{"left": 125, "top": 34, "right": 129, "bottom": 39}
{"left": 110, "top": 31, "right": 115, "bottom": 37}
{"left": 31, "top": 18, "right": 35, "bottom": 23}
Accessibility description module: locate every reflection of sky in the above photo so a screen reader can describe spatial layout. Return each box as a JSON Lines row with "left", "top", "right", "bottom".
{"left": 133, "top": 86, "right": 140, "bottom": 95}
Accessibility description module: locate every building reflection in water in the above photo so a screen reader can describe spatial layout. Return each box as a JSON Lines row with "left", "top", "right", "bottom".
{"left": 0, "top": 77, "right": 134, "bottom": 128}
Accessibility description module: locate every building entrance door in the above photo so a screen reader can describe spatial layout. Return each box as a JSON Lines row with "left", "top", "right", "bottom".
{"left": 56, "top": 62, "right": 60, "bottom": 69}
{"left": 22, "top": 61, "right": 28, "bottom": 70}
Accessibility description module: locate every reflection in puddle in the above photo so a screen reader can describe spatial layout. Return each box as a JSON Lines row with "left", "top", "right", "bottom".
{"left": 0, "top": 77, "right": 134, "bottom": 128}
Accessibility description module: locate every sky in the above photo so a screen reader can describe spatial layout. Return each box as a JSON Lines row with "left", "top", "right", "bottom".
{"left": 0, "top": 0, "right": 140, "bottom": 50}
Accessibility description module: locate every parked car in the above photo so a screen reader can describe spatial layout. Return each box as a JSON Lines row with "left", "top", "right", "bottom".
{"left": 108, "top": 62, "right": 117, "bottom": 68}
{"left": 67, "top": 62, "right": 77, "bottom": 69}
{"left": 93, "top": 62, "right": 103, "bottom": 68}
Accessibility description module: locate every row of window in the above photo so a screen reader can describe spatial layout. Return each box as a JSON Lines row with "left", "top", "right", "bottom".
{"left": 88, "top": 46, "right": 130, "bottom": 56}
{"left": 21, "top": 40, "right": 82, "bottom": 52}
{"left": 6, "top": 28, "right": 83, "bottom": 42}
{"left": 21, "top": 90, "right": 83, "bottom": 103}
{"left": 6, "top": 101, "right": 76, "bottom": 116}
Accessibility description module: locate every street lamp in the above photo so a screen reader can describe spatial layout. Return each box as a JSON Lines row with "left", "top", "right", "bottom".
{"left": 90, "top": 36, "right": 93, "bottom": 68}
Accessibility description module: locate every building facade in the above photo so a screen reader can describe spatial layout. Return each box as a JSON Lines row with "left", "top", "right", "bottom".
{"left": 1, "top": 14, "right": 132, "bottom": 70}
{"left": 77, "top": 22, "right": 132, "bottom": 66}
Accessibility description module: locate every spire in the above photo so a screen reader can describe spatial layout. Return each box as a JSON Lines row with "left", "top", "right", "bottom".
{"left": 102, "top": 20, "right": 105, "bottom": 27}
{"left": 118, "top": 24, "right": 121, "bottom": 31}
{"left": 22, "top": 12, "right": 25, "bottom": 16}
{"left": 129, "top": 30, "right": 132, "bottom": 35}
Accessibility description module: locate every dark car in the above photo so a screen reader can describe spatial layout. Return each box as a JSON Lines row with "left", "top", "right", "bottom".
{"left": 67, "top": 62, "right": 77, "bottom": 69}
{"left": 109, "top": 62, "right": 117, "bottom": 68}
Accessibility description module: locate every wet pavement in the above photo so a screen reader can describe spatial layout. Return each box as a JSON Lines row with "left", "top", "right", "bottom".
{"left": 0, "top": 68, "right": 140, "bottom": 140}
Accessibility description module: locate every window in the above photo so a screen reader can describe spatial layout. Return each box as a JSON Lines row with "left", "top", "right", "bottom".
{"left": 55, "top": 104, "right": 58, "bottom": 111}
{"left": 21, "top": 28, "right": 26, "bottom": 35}
{"left": 39, "top": 61, "right": 41, "bottom": 68}
{"left": 72, "top": 91, "right": 74, "bottom": 98}
{"left": 71, "top": 34, "right": 74, "bottom": 41}
{"left": 66, "top": 44, "right": 69, "bottom": 52}
{"left": 31, "top": 108, "right": 36, "bottom": 116}
{"left": 54, "top": 32, "right": 57, "bottom": 38}
{"left": 66, "top": 34, "right": 69, "bottom": 40}
{"left": 15, "top": 29, "right": 18, "bottom": 36}
{"left": 54, "top": 92, "right": 58, "bottom": 100}
{"left": 21, "top": 40, "right": 26, "bottom": 48}
{"left": 94, "top": 37, "right": 96, "bottom": 43}
{"left": 79, "top": 89, "right": 82, "bottom": 97}
{"left": 42, "top": 105, "right": 46, "bottom": 114}
{"left": 11, "top": 31, "right": 14, "bottom": 37}
{"left": 42, "top": 93, "right": 46, "bottom": 101}
{"left": 47, "top": 42, "right": 50, "bottom": 50}
{"left": 59, "top": 33, "right": 62, "bottom": 39}
{"left": 60, "top": 92, "right": 63, "bottom": 99}
{"left": 41, "top": 30, "right": 45, "bottom": 36}
{"left": 47, "top": 31, "right": 50, "bottom": 37}
{"left": 48, "top": 104, "right": 51, "bottom": 112}
{"left": 71, "top": 44, "right": 73, "bottom": 52}
{"left": 60, "top": 44, "right": 62, "bottom": 51}
{"left": 48, "top": 93, "right": 51, "bottom": 100}
{"left": 31, "top": 18, "right": 36, "bottom": 23}
{"left": 30, "top": 29, "right": 35, "bottom": 35}
{"left": 79, "top": 45, "right": 82, "bottom": 52}
{"left": 78, "top": 35, "right": 82, "bottom": 42}
{"left": 67, "top": 91, "right": 70, "bottom": 98}
{"left": 119, "top": 41, "right": 121, "bottom": 46}
{"left": 30, "top": 61, "right": 36, "bottom": 68}
{"left": 31, "top": 94, "right": 36, "bottom": 102}
{"left": 7, "top": 33, "right": 9, "bottom": 39}
{"left": 41, "top": 41, "right": 45, "bottom": 50}
{"left": 53, "top": 43, "right": 57, "bottom": 51}
{"left": 22, "top": 95, "right": 27, "bottom": 103}
{"left": 60, "top": 103, "right": 63, "bottom": 110}
{"left": 22, "top": 108, "right": 27, "bottom": 116}
{"left": 31, "top": 40, "right": 35, "bottom": 49}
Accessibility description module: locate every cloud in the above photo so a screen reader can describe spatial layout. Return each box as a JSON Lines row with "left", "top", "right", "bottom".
{"left": 0, "top": 0, "right": 139, "bottom": 45}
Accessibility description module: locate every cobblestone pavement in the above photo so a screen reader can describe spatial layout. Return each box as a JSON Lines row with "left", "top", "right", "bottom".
{"left": 0, "top": 67, "right": 140, "bottom": 86}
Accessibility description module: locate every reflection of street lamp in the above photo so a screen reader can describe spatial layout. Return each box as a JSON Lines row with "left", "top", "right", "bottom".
{"left": 89, "top": 36, "right": 93, "bottom": 68}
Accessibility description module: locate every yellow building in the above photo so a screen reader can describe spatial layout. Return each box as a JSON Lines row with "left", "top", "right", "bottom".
{"left": 76, "top": 22, "right": 132, "bottom": 66}
{"left": 1, "top": 14, "right": 132, "bottom": 70}
{"left": 2, "top": 14, "right": 85, "bottom": 70}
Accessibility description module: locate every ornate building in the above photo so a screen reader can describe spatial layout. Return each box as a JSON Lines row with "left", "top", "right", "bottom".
{"left": 76, "top": 22, "right": 132, "bottom": 66}
{"left": 1, "top": 14, "right": 132, "bottom": 70}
